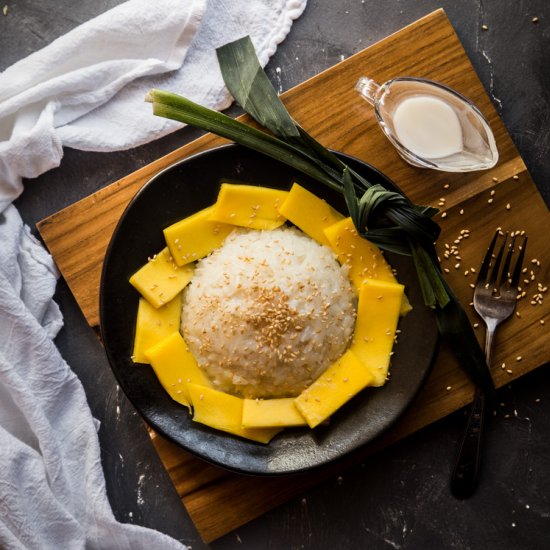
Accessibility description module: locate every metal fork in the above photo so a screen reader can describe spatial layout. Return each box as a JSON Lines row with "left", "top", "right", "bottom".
{"left": 450, "top": 229, "right": 527, "bottom": 498}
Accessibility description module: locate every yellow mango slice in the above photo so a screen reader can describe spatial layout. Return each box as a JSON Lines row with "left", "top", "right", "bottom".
{"left": 187, "top": 384, "right": 281, "bottom": 443}
{"left": 144, "top": 332, "right": 212, "bottom": 408}
{"left": 323, "top": 217, "right": 411, "bottom": 315}
{"left": 294, "top": 350, "right": 373, "bottom": 428}
{"left": 164, "top": 206, "right": 234, "bottom": 266}
{"left": 131, "top": 294, "right": 181, "bottom": 364}
{"left": 350, "top": 279, "right": 403, "bottom": 387}
{"left": 129, "top": 247, "right": 194, "bottom": 308}
{"left": 242, "top": 397, "right": 308, "bottom": 428}
{"left": 278, "top": 182, "right": 344, "bottom": 246}
{"left": 209, "top": 183, "right": 288, "bottom": 230}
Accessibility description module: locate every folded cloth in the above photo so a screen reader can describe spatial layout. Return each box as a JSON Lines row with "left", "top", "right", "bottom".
{"left": 0, "top": 0, "right": 306, "bottom": 547}
{"left": 0, "top": 0, "right": 307, "bottom": 212}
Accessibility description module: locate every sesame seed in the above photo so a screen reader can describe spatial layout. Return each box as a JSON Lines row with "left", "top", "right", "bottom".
{"left": 532, "top": 16, "right": 539, "bottom": 23}
{"left": 446, "top": 386, "right": 452, "bottom": 391}
{"left": 460, "top": 209, "right": 464, "bottom": 215}
{"left": 513, "top": 175, "right": 519, "bottom": 180}
{"left": 482, "top": 24, "right": 488, "bottom": 30}
{"left": 441, "top": 212, "right": 447, "bottom": 218}
{"left": 506, "top": 203, "right": 511, "bottom": 210}
{"left": 516, "top": 356, "right": 523, "bottom": 361}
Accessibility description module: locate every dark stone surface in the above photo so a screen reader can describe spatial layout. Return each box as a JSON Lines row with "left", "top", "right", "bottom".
{"left": 2, "top": 1, "right": 549, "bottom": 548}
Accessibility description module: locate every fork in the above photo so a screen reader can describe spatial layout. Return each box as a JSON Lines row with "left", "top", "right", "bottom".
{"left": 450, "top": 229, "right": 527, "bottom": 498}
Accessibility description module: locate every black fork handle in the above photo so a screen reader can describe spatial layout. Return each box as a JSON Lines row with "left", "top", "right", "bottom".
{"left": 450, "top": 387, "right": 486, "bottom": 498}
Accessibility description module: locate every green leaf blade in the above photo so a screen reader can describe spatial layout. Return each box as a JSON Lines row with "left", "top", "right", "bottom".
{"left": 216, "top": 36, "right": 300, "bottom": 139}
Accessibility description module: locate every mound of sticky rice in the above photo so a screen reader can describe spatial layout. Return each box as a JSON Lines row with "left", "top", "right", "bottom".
{"left": 180, "top": 227, "right": 357, "bottom": 399}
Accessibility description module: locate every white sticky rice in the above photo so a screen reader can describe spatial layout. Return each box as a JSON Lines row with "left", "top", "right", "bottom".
{"left": 180, "top": 226, "right": 356, "bottom": 399}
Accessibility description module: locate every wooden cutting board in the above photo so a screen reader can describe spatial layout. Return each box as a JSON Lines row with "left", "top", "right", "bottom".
{"left": 37, "top": 9, "right": 549, "bottom": 543}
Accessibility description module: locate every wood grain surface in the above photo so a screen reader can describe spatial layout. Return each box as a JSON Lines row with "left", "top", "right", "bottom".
{"left": 37, "top": 9, "right": 549, "bottom": 543}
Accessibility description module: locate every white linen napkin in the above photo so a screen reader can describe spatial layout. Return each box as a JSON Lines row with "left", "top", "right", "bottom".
{"left": 0, "top": 206, "right": 186, "bottom": 549}
{"left": 0, "top": 0, "right": 307, "bottom": 211}
{"left": 0, "top": 0, "right": 307, "bottom": 547}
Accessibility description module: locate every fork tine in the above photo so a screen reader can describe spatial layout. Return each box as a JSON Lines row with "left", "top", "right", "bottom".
{"left": 476, "top": 230, "right": 500, "bottom": 285}
{"left": 510, "top": 235, "right": 528, "bottom": 288}
{"left": 488, "top": 232, "right": 508, "bottom": 287}
{"left": 498, "top": 234, "right": 516, "bottom": 288}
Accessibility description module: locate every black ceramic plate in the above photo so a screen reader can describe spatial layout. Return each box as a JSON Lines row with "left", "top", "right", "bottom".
{"left": 100, "top": 144, "right": 438, "bottom": 475}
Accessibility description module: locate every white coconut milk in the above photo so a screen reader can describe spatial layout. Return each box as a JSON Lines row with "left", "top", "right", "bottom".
{"left": 392, "top": 96, "right": 463, "bottom": 160}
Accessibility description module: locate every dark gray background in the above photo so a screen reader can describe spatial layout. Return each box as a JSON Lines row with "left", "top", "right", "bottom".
{"left": 2, "top": 1, "right": 549, "bottom": 548}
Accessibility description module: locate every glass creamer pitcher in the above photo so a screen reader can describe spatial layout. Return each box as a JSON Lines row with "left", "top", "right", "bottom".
{"left": 355, "top": 76, "right": 498, "bottom": 172}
